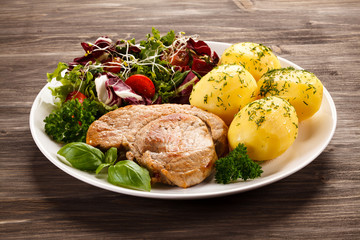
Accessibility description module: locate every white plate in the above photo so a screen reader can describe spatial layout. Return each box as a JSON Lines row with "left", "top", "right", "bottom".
{"left": 29, "top": 41, "right": 337, "bottom": 199}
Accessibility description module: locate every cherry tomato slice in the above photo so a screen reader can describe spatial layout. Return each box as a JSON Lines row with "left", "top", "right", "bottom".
{"left": 125, "top": 74, "right": 155, "bottom": 99}
{"left": 104, "top": 57, "right": 122, "bottom": 73}
{"left": 169, "top": 50, "right": 189, "bottom": 66}
{"left": 65, "top": 91, "right": 87, "bottom": 104}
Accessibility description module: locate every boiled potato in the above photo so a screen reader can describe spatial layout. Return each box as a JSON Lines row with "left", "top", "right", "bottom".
{"left": 189, "top": 64, "right": 258, "bottom": 125}
{"left": 228, "top": 96, "right": 298, "bottom": 161}
{"left": 219, "top": 42, "right": 281, "bottom": 81}
{"left": 257, "top": 67, "right": 323, "bottom": 121}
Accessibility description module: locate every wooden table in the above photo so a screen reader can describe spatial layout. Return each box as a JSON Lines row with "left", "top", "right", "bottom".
{"left": 1, "top": 0, "right": 359, "bottom": 239}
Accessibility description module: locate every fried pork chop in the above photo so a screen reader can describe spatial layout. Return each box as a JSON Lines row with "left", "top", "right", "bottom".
{"left": 86, "top": 104, "right": 228, "bottom": 188}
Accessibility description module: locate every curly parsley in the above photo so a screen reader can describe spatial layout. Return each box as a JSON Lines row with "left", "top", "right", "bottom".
{"left": 215, "top": 143, "right": 263, "bottom": 184}
{"left": 44, "top": 99, "right": 102, "bottom": 143}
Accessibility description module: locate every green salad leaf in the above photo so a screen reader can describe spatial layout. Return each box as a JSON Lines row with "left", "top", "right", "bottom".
{"left": 47, "top": 62, "right": 68, "bottom": 82}
{"left": 134, "top": 28, "right": 179, "bottom": 103}
{"left": 47, "top": 63, "right": 99, "bottom": 106}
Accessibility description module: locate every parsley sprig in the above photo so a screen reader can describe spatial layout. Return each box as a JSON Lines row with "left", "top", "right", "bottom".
{"left": 44, "top": 99, "right": 102, "bottom": 143}
{"left": 215, "top": 143, "right": 263, "bottom": 184}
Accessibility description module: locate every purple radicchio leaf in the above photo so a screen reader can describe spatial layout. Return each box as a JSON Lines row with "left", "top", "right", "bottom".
{"left": 92, "top": 37, "right": 113, "bottom": 62}
{"left": 95, "top": 74, "right": 122, "bottom": 107}
{"left": 70, "top": 54, "right": 96, "bottom": 66}
{"left": 129, "top": 45, "right": 141, "bottom": 53}
{"left": 95, "top": 73, "right": 151, "bottom": 107}
{"left": 108, "top": 74, "right": 147, "bottom": 105}
{"left": 70, "top": 37, "right": 113, "bottom": 66}
{"left": 152, "top": 95, "right": 162, "bottom": 104}
{"left": 173, "top": 65, "right": 191, "bottom": 73}
{"left": 171, "top": 71, "right": 200, "bottom": 104}
{"left": 191, "top": 55, "right": 214, "bottom": 77}
{"left": 187, "top": 38, "right": 212, "bottom": 56}
{"left": 186, "top": 38, "right": 219, "bottom": 76}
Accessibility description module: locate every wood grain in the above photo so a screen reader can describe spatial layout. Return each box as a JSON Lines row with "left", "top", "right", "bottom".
{"left": 1, "top": 0, "right": 359, "bottom": 239}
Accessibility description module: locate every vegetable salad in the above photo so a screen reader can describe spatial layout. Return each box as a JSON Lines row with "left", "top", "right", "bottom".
{"left": 44, "top": 29, "right": 263, "bottom": 192}
{"left": 45, "top": 28, "right": 219, "bottom": 144}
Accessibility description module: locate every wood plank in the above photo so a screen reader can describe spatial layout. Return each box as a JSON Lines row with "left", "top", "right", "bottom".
{"left": 1, "top": 0, "right": 359, "bottom": 239}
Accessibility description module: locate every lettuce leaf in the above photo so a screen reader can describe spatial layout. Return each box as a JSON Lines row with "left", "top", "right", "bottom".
{"left": 47, "top": 63, "right": 100, "bottom": 107}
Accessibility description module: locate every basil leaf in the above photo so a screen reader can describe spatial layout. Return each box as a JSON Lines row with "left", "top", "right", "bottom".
{"left": 108, "top": 160, "right": 151, "bottom": 192}
{"left": 104, "top": 147, "right": 117, "bottom": 164}
{"left": 57, "top": 142, "right": 104, "bottom": 171}
{"left": 95, "top": 163, "right": 111, "bottom": 175}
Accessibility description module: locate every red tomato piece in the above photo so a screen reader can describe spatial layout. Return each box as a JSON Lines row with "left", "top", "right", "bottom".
{"left": 104, "top": 57, "right": 122, "bottom": 73}
{"left": 125, "top": 74, "right": 155, "bottom": 99}
{"left": 65, "top": 91, "right": 87, "bottom": 104}
{"left": 169, "top": 50, "right": 189, "bottom": 66}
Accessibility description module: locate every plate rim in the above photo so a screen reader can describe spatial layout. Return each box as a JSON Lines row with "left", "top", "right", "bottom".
{"left": 29, "top": 41, "right": 337, "bottom": 200}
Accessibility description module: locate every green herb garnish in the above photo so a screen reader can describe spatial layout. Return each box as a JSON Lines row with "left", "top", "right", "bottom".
{"left": 44, "top": 99, "right": 102, "bottom": 143}
{"left": 57, "top": 142, "right": 104, "bottom": 171}
{"left": 215, "top": 143, "right": 263, "bottom": 184}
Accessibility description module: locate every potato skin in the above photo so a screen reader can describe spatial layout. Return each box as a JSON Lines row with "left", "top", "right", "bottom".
{"left": 219, "top": 42, "right": 281, "bottom": 81}
{"left": 228, "top": 96, "right": 298, "bottom": 161}
{"left": 189, "top": 64, "right": 258, "bottom": 125}
{"left": 257, "top": 67, "right": 323, "bottom": 121}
